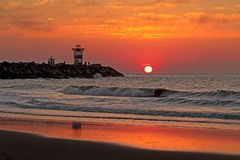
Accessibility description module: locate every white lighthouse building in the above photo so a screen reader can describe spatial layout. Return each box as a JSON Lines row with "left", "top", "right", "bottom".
{"left": 72, "top": 44, "right": 85, "bottom": 65}
{"left": 48, "top": 56, "right": 55, "bottom": 65}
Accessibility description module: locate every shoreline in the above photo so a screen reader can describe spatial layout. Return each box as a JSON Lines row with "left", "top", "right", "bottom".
{"left": 1, "top": 129, "right": 240, "bottom": 160}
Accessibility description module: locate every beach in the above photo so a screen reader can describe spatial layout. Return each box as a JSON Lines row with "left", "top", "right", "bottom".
{"left": 1, "top": 128, "right": 240, "bottom": 160}
{"left": 0, "top": 117, "right": 240, "bottom": 160}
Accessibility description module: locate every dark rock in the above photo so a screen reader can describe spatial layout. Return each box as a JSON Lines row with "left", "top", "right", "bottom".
{"left": 0, "top": 62, "right": 124, "bottom": 79}
{"left": 154, "top": 89, "right": 169, "bottom": 97}
{"left": 72, "top": 122, "right": 82, "bottom": 129}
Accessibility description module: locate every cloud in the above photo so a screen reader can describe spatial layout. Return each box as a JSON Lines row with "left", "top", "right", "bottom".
{"left": 0, "top": 1, "right": 23, "bottom": 10}
{"left": 6, "top": 16, "right": 56, "bottom": 32}
{"left": 186, "top": 12, "right": 240, "bottom": 25}
{"left": 212, "top": 6, "right": 226, "bottom": 11}
{"left": 135, "top": 13, "right": 181, "bottom": 24}
{"left": 108, "top": 0, "right": 181, "bottom": 9}
{"left": 0, "top": 0, "right": 50, "bottom": 10}
{"left": 74, "top": 0, "right": 100, "bottom": 6}
{"left": 0, "top": 0, "right": 240, "bottom": 39}
{"left": 54, "top": 0, "right": 102, "bottom": 7}
{"left": 30, "top": 0, "right": 49, "bottom": 7}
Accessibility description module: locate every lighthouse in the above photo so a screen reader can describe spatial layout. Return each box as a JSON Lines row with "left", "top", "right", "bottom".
{"left": 72, "top": 44, "right": 85, "bottom": 65}
{"left": 48, "top": 56, "right": 55, "bottom": 65}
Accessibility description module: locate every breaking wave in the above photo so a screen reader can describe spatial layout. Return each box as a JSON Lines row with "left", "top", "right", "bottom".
{"left": 62, "top": 86, "right": 240, "bottom": 99}
{"left": 1, "top": 100, "right": 240, "bottom": 121}
{"left": 62, "top": 86, "right": 154, "bottom": 97}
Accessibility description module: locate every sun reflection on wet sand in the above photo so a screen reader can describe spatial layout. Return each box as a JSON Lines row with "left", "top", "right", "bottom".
{"left": 0, "top": 117, "right": 240, "bottom": 155}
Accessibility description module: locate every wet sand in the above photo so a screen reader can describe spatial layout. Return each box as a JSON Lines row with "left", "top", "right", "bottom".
{"left": 1, "top": 117, "right": 240, "bottom": 154}
{"left": 0, "top": 116, "right": 240, "bottom": 160}
{"left": 1, "top": 129, "right": 240, "bottom": 160}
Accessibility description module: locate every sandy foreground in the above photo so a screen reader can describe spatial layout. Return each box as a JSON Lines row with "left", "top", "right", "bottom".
{"left": 0, "top": 129, "right": 240, "bottom": 160}
{"left": 0, "top": 116, "right": 240, "bottom": 160}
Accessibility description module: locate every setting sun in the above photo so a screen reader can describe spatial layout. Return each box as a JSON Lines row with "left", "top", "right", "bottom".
{"left": 144, "top": 65, "right": 153, "bottom": 74}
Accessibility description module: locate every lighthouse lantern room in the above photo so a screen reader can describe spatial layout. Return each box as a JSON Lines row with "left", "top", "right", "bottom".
{"left": 72, "top": 44, "right": 85, "bottom": 65}
{"left": 48, "top": 56, "right": 55, "bottom": 65}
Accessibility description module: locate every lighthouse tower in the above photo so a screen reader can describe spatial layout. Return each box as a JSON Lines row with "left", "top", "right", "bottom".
{"left": 72, "top": 44, "right": 85, "bottom": 65}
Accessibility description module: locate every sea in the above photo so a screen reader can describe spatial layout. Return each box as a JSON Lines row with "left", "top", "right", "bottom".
{"left": 0, "top": 74, "right": 240, "bottom": 130}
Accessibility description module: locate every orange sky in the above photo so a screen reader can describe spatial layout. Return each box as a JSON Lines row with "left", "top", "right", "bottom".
{"left": 0, "top": 0, "right": 240, "bottom": 73}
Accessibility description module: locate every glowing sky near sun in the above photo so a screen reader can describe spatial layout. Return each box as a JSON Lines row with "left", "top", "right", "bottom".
{"left": 0, "top": 0, "right": 240, "bottom": 73}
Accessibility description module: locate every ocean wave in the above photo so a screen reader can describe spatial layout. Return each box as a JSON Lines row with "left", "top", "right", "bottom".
{"left": 152, "top": 97, "right": 240, "bottom": 107}
{"left": 62, "top": 86, "right": 155, "bottom": 97}
{"left": 0, "top": 110, "right": 240, "bottom": 125}
{"left": 62, "top": 86, "right": 240, "bottom": 98}
{"left": 1, "top": 100, "right": 240, "bottom": 121}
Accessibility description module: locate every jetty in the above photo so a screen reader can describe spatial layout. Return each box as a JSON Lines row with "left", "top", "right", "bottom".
{"left": 0, "top": 62, "right": 124, "bottom": 79}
